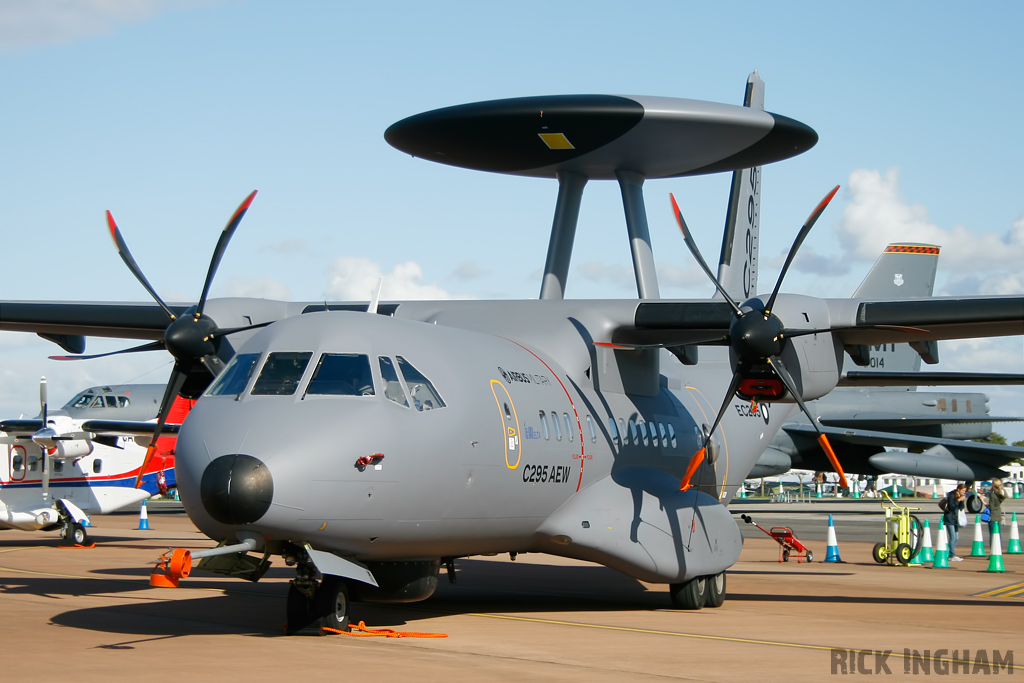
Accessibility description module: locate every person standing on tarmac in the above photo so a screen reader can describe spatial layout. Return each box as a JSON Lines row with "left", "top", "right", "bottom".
{"left": 985, "top": 479, "right": 1007, "bottom": 544}
{"left": 944, "top": 483, "right": 968, "bottom": 561}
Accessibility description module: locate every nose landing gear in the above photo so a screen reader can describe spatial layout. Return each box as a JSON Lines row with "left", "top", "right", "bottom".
{"left": 285, "top": 554, "right": 351, "bottom": 636}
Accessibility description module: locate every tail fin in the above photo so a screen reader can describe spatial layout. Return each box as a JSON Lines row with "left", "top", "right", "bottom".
{"left": 847, "top": 243, "right": 941, "bottom": 375}
{"left": 716, "top": 70, "right": 764, "bottom": 301}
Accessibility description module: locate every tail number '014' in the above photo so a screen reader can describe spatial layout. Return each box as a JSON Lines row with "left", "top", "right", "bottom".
{"left": 522, "top": 464, "right": 572, "bottom": 484}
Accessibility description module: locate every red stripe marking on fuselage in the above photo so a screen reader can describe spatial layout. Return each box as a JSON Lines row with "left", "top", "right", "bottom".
{"left": 503, "top": 339, "right": 587, "bottom": 493}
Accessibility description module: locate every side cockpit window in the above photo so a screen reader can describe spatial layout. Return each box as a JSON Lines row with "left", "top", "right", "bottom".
{"left": 396, "top": 356, "right": 445, "bottom": 411}
{"left": 251, "top": 352, "right": 312, "bottom": 396}
{"left": 305, "top": 354, "right": 375, "bottom": 397}
{"left": 379, "top": 356, "right": 409, "bottom": 407}
{"left": 67, "top": 392, "right": 94, "bottom": 409}
{"left": 206, "top": 353, "right": 261, "bottom": 396}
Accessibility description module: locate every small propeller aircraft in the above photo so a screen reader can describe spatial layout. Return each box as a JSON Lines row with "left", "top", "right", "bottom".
{"left": 2, "top": 73, "right": 1022, "bottom": 634}
{"left": 0, "top": 379, "right": 182, "bottom": 545}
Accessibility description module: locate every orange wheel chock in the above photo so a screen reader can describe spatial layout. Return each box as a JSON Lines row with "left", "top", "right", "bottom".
{"left": 150, "top": 548, "right": 192, "bottom": 588}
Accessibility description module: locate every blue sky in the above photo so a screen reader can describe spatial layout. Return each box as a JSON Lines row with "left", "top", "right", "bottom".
{"left": 0, "top": 0, "right": 1021, "bottom": 441}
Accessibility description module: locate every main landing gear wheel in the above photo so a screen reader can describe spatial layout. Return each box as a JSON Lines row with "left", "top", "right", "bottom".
{"left": 286, "top": 577, "right": 351, "bottom": 636}
{"left": 704, "top": 572, "right": 726, "bottom": 608}
{"left": 670, "top": 576, "right": 707, "bottom": 610}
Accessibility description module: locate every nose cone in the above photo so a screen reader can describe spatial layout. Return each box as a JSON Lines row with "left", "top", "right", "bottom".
{"left": 200, "top": 454, "right": 274, "bottom": 525}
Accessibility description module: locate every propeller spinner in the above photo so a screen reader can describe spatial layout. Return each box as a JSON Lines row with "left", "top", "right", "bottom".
{"left": 672, "top": 186, "right": 849, "bottom": 492}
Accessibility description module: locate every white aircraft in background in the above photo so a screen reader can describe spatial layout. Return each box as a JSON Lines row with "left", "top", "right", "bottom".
{"left": 0, "top": 379, "right": 184, "bottom": 545}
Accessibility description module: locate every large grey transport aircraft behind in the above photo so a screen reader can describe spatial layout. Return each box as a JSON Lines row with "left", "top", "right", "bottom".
{"left": 1, "top": 73, "right": 1022, "bottom": 634}
{"left": 749, "top": 244, "right": 1024, "bottom": 481}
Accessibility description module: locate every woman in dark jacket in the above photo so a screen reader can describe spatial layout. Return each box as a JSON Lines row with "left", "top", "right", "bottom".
{"left": 944, "top": 483, "right": 967, "bottom": 560}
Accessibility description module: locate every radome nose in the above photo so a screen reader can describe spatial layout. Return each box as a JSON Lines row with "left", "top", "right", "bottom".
{"left": 200, "top": 454, "right": 273, "bottom": 525}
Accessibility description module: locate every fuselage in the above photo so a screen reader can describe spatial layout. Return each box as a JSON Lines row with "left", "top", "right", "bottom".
{"left": 175, "top": 305, "right": 800, "bottom": 571}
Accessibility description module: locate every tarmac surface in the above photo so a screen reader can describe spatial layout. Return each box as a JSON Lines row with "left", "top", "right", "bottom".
{"left": 2, "top": 500, "right": 1022, "bottom": 681}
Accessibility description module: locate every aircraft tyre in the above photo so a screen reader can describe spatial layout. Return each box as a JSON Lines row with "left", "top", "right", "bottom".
{"left": 71, "top": 522, "right": 89, "bottom": 546}
{"left": 704, "top": 572, "right": 726, "bottom": 608}
{"left": 872, "top": 542, "right": 887, "bottom": 564}
{"left": 669, "top": 576, "right": 707, "bottom": 610}
{"left": 967, "top": 495, "right": 983, "bottom": 514}
{"left": 317, "top": 576, "right": 351, "bottom": 634}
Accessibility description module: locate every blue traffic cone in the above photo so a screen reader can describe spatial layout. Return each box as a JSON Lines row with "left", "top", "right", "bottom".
{"left": 824, "top": 514, "right": 843, "bottom": 562}
{"left": 136, "top": 500, "right": 150, "bottom": 530}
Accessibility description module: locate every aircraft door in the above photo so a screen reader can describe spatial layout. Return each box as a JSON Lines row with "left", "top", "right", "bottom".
{"left": 9, "top": 445, "right": 27, "bottom": 482}
{"left": 490, "top": 380, "right": 522, "bottom": 469}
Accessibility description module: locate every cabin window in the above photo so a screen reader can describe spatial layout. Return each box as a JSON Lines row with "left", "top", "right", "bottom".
{"left": 29, "top": 455, "right": 39, "bottom": 471}
{"left": 539, "top": 411, "right": 550, "bottom": 440}
{"left": 563, "top": 413, "right": 574, "bottom": 442}
{"left": 650, "top": 422, "right": 659, "bottom": 447}
{"left": 639, "top": 421, "right": 649, "bottom": 446}
{"left": 12, "top": 454, "right": 23, "bottom": 472}
{"left": 629, "top": 419, "right": 638, "bottom": 445}
{"left": 608, "top": 417, "right": 619, "bottom": 445}
{"left": 379, "top": 356, "right": 409, "bottom": 407}
{"left": 93, "top": 459, "right": 102, "bottom": 474}
{"left": 305, "top": 353, "right": 374, "bottom": 396}
{"left": 668, "top": 423, "right": 677, "bottom": 449}
{"left": 53, "top": 460, "right": 64, "bottom": 473}
{"left": 396, "top": 356, "right": 446, "bottom": 411}
{"left": 587, "top": 415, "right": 597, "bottom": 443}
{"left": 937, "top": 398, "right": 947, "bottom": 411}
{"left": 619, "top": 418, "right": 627, "bottom": 445}
{"left": 951, "top": 399, "right": 958, "bottom": 412}
{"left": 252, "top": 352, "right": 312, "bottom": 396}
{"left": 659, "top": 423, "right": 667, "bottom": 448}
{"left": 552, "top": 411, "right": 563, "bottom": 440}
{"left": 207, "top": 353, "right": 261, "bottom": 396}
{"left": 966, "top": 399, "right": 973, "bottom": 413}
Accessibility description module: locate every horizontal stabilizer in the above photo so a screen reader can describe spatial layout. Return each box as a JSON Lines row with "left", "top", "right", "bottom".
{"left": 80, "top": 420, "right": 181, "bottom": 436}
{"left": 840, "top": 371, "right": 1024, "bottom": 386}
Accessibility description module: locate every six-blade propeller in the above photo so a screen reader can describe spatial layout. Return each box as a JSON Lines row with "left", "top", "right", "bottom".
{"left": 671, "top": 186, "right": 850, "bottom": 492}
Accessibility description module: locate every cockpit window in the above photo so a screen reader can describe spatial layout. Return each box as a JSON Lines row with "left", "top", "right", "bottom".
{"left": 66, "top": 392, "right": 94, "bottom": 409}
{"left": 105, "top": 396, "right": 117, "bottom": 408}
{"left": 90, "top": 397, "right": 105, "bottom": 408}
{"left": 118, "top": 396, "right": 129, "bottom": 408}
{"left": 379, "top": 356, "right": 409, "bottom": 407}
{"left": 251, "top": 352, "right": 312, "bottom": 396}
{"left": 396, "top": 356, "right": 446, "bottom": 411}
{"left": 206, "top": 353, "right": 261, "bottom": 396}
{"left": 305, "top": 354, "right": 375, "bottom": 396}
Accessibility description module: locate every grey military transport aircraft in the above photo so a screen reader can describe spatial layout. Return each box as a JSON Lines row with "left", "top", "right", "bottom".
{"left": 748, "top": 244, "right": 1024, "bottom": 481}
{"left": 2, "top": 73, "right": 1023, "bottom": 635}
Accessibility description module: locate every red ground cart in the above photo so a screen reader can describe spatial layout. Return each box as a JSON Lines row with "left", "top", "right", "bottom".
{"left": 740, "top": 514, "right": 813, "bottom": 563}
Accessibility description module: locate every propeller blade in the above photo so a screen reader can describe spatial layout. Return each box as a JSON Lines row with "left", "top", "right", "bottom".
{"left": 214, "top": 320, "right": 274, "bottom": 337}
{"left": 39, "top": 377, "right": 47, "bottom": 426}
{"left": 670, "top": 194, "right": 744, "bottom": 317}
{"left": 768, "top": 355, "right": 849, "bottom": 488}
{"left": 680, "top": 372, "right": 742, "bottom": 491}
{"left": 781, "top": 324, "right": 929, "bottom": 339}
{"left": 195, "top": 190, "right": 257, "bottom": 318}
{"left": 49, "top": 340, "right": 166, "bottom": 361}
{"left": 135, "top": 365, "right": 187, "bottom": 488}
{"left": 107, "top": 211, "right": 177, "bottom": 321}
{"left": 764, "top": 185, "right": 840, "bottom": 315}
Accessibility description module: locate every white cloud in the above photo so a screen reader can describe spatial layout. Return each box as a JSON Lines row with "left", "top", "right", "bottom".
{"left": 450, "top": 260, "right": 486, "bottom": 281}
{"left": 576, "top": 261, "right": 635, "bottom": 290}
{"left": 326, "top": 257, "right": 469, "bottom": 301}
{"left": 838, "top": 168, "right": 1024, "bottom": 270}
{"left": 0, "top": 0, "right": 204, "bottom": 51}
{"left": 219, "top": 275, "right": 291, "bottom": 300}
